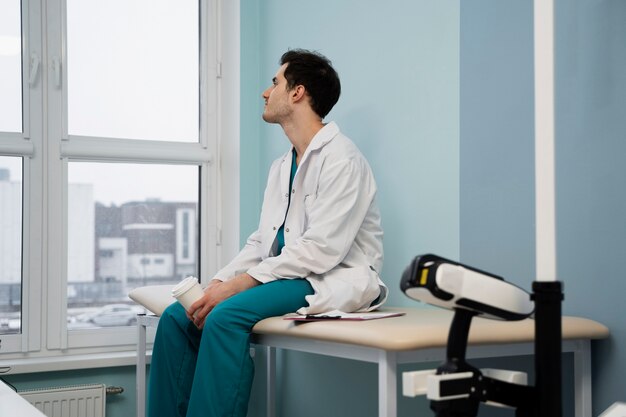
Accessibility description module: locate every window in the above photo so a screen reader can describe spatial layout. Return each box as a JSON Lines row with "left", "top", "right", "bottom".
{"left": 0, "top": 0, "right": 234, "bottom": 361}
{"left": 54, "top": 0, "right": 217, "bottom": 350}
{"left": 0, "top": 157, "right": 22, "bottom": 336}
{"left": 0, "top": 0, "right": 22, "bottom": 133}
{"left": 0, "top": 0, "right": 32, "bottom": 350}
{"left": 67, "top": 163, "right": 199, "bottom": 329}
{"left": 66, "top": 0, "right": 199, "bottom": 142}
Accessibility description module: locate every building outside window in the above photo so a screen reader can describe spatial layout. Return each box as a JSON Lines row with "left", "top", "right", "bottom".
{"left": 66, "top": 164, "right": 199, "bottom": 328}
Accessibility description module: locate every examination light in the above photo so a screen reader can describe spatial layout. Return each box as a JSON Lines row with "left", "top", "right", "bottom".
{"left": 400, "top": 254, "right": 534, "bottom": 321}
{"left": 400, "top": 254, "right": 561, "bottom": 417}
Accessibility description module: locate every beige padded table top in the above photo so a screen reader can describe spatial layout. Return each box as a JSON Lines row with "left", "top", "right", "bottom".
{"left": 252, "top": 307, "right": 609, "bottom": 351}
{"left": 128, "top": 285, "right": 609, "bottom": 350}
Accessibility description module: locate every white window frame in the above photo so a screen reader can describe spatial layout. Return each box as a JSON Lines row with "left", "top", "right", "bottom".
{"left": 46, "top": 0, "right": 218, "bottom": 351}
{"left": 0, "top": 0, "right": 241, "bottom": 371}
{"left": 0, "top": 0, "right": 44, "bottom": 355}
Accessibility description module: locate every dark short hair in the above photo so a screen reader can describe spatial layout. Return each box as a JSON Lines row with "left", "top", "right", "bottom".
{"left": 280, "top": 49, "right": 341, "bottom": 119}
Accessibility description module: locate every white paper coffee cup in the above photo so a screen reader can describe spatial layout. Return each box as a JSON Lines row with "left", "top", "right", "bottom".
{"left": 171, "top": 276, "right": 204, "bottom": 311}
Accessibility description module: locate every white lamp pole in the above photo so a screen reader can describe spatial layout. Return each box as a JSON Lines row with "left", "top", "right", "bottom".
{"left": 534, "top": 0, "right": 557, "bottom": 283}
{"left": 533, "top": 0, "right": 563, "bottom": 415}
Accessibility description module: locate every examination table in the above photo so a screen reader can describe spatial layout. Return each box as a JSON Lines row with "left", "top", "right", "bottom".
{"left": 129, "top": 286, "right": 608, "bottom": 417}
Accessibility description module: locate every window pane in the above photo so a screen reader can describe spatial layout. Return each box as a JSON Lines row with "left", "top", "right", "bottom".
{"left": 0, "top": 0, "right": 22, "bottom": 133}
{"left": 66, "top": 0, "right": 199, "bottom": 142}
{"left": 0, "top": 157, "right": 22, "bottom": 335}
{"left": 67, "top": 163, "right": 199, "bottom": 329}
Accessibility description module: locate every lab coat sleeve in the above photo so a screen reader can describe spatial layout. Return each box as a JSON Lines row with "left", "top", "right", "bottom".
{"left": 209, "top": 157, "right": 284, "bottom": 282}
{"left": 210, "top": 229, "right": 263, "bottom": 282}
{"left": 247, "top": 157, "right": 375, "bottom": 283}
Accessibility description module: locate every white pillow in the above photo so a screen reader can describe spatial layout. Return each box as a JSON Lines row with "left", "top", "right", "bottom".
{"left": 128, "top": 285, "right": 176, "bottom": 316}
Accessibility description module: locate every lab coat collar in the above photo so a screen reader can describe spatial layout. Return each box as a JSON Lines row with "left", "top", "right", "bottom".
{"left": 296, "top": 121, "right": 339, "bottom": 167}
{"left": 278, "top": 122, "right": 339, "bottom": 199}
{"left": 307, "top": 121, "right": 339, "bottom": 152}
{"left": 279, "top": 121, "right": 340, "bottom": 167}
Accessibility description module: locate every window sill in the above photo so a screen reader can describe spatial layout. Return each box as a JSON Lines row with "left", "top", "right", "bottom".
{"left": 0, "top": 349, "right": 153, "bottom": 375}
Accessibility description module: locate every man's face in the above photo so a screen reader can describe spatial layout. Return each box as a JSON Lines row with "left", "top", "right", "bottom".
{"left": 262, "top": 63, "right": 292, "bottom": 124}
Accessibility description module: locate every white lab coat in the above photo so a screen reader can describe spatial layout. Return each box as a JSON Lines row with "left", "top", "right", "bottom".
{"left": 213, "top": 122, "right": 387, "bottom": 314}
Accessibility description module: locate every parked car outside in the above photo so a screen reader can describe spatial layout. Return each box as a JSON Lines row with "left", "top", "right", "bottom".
{"left": 68, "top": 304, "right": 144, "bottom": 328}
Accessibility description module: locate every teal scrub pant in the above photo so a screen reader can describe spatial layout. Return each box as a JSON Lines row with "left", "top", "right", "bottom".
{"left": 147, "top": 278, "right": 314, "bottom": 417}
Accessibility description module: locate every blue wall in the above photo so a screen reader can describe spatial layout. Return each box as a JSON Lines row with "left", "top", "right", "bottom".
{"left": 459, "top": 0, "right": 535, "bottom": 286}
{"left": 240, "top": 0, "right": 461, "bottom": 308}
{"left": 460, "top": 0, "right": 625, "bottom": 414}
{"left": 240, "top": 1, "right": 460, "bottom": 415}
{"left": 243, "top": 0, "right": 625, "bottom": 416}
{"left": 554, "top": 0, "right": 626, "bottom": 412}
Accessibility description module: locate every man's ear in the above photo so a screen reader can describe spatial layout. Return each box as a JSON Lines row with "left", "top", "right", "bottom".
{"left": 290, "top": 85, "right": 306, "bottom": 102}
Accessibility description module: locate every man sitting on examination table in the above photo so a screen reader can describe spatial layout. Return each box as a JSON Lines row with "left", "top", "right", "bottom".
{"left": 148, "top": 49, "right": 387, "bottom": 417}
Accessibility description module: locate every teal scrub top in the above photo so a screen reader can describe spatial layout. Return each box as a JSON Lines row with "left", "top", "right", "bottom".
{"left": 275, "top": 149, "right": 297, "bottom": 256}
